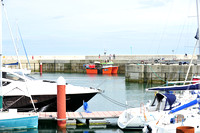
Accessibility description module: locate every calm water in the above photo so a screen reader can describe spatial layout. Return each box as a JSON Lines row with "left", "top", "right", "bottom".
{"left": 3, "top": 73, "right": 157, "bottom": 133}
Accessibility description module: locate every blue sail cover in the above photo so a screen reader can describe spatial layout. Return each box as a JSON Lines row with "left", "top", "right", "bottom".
{"left": 4, "top": 62, "right": 18, "bottom": 66}
{"left": 154, "top": 93, "right": 176, "bottom": 111}
{"left": 164, "top": 93, "right": 176, "bottom": 110}
{"left": 147, "top": 83, "right": 200, "bottom": 91}
{"left": 168, "top": 99, "right": 197, "bottom": 114}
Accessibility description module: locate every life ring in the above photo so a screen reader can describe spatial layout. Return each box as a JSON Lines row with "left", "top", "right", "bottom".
{"left": 154, "top": 60, "right": 158, "bottom": 63}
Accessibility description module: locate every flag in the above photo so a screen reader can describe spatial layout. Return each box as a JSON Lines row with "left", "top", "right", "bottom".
{"left": 195, "top": 28, "right": 199, "bottom": 40}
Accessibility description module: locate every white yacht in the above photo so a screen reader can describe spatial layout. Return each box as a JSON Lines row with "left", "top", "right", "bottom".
{"left": 2, "top": 67, "right": 100, "bottom": 112}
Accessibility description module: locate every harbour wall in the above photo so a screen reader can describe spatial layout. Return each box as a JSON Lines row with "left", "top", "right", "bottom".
{"left": 125, "top": 64, "right": 200, "bottom": 83}
{"left": 3, "top": 55, "right": 199, "bottom": 83}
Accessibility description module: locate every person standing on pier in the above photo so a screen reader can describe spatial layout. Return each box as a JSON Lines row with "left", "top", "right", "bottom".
{"left": 113, "top": 54, "right": 115, "bottom": 60}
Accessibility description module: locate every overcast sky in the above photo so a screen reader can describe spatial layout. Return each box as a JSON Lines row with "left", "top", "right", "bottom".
{"left": 1, "top": 0, "right": 199, "bottom": 56}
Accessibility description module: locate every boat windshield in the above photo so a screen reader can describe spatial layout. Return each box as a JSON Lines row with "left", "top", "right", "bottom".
{"left": 24, "top": 74, "right": 35, "bottom": 80}
{"left": 14, "top": 72, "right": 35, "bottom": 80}
{"left": 3, "top": 72, "right": 25, "bottom": 82}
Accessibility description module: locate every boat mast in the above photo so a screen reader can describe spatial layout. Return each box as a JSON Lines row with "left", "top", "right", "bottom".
{"left": 0, "top": 0, "right": 2, "bottom": 111}
{"left": 184, "top": 0, "right": 200, "bottom": 83}
{"left": 197, "top": 0, "right": 200, "bottom": 54}
{"left": 2, "top": 4, "right": 22, "bottom": 69}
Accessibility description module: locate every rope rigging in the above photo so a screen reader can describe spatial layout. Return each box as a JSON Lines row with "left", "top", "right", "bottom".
{"left": 99, "top": 92, "right": 135, "bottom": 108}
{"left": 2, "top": 3, "right": 37, "bottom": 112}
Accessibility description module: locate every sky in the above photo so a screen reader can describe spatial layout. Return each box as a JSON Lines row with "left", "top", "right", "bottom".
{"left": 1, "top": 0, "right": 199, "bottom": 56}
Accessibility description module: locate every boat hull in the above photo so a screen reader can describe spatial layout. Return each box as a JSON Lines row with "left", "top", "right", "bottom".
{"left": 3, "top": 93, "right": 98, "bottom": 112}
{"left": 86, "top": 69, "right": 98, "bottom": 74}
{"left": 102, "top": 67, "right": 112, "bottom": 74}
{"left": 111, "top": 66, "right": 118, "bottom": 74}
{"left": 0, "top": 115, "right": 38, "bottom": 130}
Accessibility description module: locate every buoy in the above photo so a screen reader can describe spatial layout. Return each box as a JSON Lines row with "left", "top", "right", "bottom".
{"left": 57, "top": 76, "right": 66, "bottom": 128}
{"left": 176, "top": 126, "right": 194, "bottom": 133}
{"left": 40, "top": 63, "right": 42, "bottom": 76}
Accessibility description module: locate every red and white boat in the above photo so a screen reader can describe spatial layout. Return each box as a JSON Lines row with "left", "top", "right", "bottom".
{"left": 84, "top": 61, "right": 118, "bottom": 74}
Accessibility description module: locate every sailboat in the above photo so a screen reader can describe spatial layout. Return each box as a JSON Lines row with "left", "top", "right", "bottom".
{"left": 143, "top": 95, "right": 200, "bottom": 133}
{"left": 117, "top": 92, "right": 178, "bottom": 129}
{"left": 0, "top": 0, "right": 38, "bottom": 130}
{"left": 142, "top": 1, "right": 200, "bottom": 132}
{"left": 118, "top": 0, "right": 200, "bottom": 130}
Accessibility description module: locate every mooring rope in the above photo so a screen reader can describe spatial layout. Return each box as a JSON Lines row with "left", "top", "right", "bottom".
{"left": 147, "top": 65, "right": 166, "bottom": 83}
{"left": 99, "top": 93, "right": 135, "bottom": 108}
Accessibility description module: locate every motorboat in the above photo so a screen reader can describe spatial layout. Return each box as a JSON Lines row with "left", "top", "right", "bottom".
{"left": 2, "top": 67, "right": 100, "bottom": 112}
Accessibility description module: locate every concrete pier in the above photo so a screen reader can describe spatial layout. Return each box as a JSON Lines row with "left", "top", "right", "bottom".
{"left": 125, "top": 64, "right": 200, "bottom": 83}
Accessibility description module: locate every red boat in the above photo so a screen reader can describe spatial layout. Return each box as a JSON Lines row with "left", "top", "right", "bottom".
{"left": 84, "top": 61, "right": 118, "bottom": 74}
{"left": 192, "top": 76, "right": 200, "bottom": 83}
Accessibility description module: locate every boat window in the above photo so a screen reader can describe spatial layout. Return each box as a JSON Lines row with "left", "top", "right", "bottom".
{"left": 4, "top": 73, "right": 24, "bottom": 82}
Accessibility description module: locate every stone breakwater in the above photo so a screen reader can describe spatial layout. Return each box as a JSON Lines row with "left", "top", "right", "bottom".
{"left": 3, "top": 55, "right": 198, "bottom": 83}
{"left": 125, "top": 64, "right": 200, "bottom": 83}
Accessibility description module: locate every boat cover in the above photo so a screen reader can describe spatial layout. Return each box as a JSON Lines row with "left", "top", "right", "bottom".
{"left": 147, "top": 83, "right": 200, "bottom": 91}
{"left": 4, "top": 62, "right": 19, "bottom": 66}
{"left": 169, "top": 99, "right": 197, "bottom": 114}
{"left": 152, "top": 93, "right": 176, "bottom": 111}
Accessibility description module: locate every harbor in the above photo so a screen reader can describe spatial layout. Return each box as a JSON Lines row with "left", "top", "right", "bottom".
{"left": 1, "top": 0, "right": 200, "bottom": 132}
{"left": 29, "top": 73, "right": 152, "bottom": 133}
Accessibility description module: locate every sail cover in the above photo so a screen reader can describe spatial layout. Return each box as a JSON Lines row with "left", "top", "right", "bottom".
{"left": 152, "top": 93, "right": 176, "bottom": 111}
{"left": 4, "top": 62, "right": 18, "bottom": 66}
{"left": 147, "top": 83, "right": 200, "bottom": 91}
{"left": 169, "top": 99, "right": 197, "bottom": 114}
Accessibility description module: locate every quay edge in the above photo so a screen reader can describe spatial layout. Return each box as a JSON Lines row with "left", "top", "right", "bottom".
{"left": 125, "top": 64, "right": 200, "bottom": 84}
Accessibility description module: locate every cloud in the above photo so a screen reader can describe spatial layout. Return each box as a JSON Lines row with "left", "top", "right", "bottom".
{"left": 138, "top": 0, "right": 172, "bottom": 8}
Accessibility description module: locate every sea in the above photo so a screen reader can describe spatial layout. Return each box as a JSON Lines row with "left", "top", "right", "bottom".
{"left": 3, "top": 73, "right": 157, "bottom": 133}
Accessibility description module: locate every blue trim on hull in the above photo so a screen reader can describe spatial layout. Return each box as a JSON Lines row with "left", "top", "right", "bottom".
{"left": 0, "top": 116, "right": 38, "bottom": 130}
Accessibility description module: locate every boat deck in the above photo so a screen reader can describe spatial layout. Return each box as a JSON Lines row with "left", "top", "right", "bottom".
{"left": 18, "top": 111, "right": 123, "bottom": 120}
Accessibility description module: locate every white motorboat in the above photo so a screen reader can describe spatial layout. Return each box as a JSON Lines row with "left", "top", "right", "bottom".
{"left": 2, "top": 67, "right": 100, "bottom": 112}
